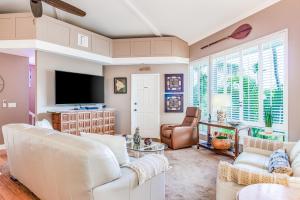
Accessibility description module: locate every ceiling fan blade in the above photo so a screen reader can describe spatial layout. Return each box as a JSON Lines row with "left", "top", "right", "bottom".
{"left": 30, "top": 0, "right": 43, "bottom": 18}
{"left": 42, "top": 0, "right": 86, "bottom": 17}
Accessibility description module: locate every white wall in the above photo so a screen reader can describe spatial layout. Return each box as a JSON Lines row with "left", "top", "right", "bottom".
{"left": 36, "top": 51, "right": 103, "bottom": 114}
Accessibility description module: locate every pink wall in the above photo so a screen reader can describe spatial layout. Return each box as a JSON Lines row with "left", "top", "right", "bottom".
{"left": 190, "top": 0, "right": 300, "bottom": 141}
{"left": 0, "top": 53, "right": 29, "bottom": 144}
{"left": 29, "top": 65, "right": 36, "bottom": 113}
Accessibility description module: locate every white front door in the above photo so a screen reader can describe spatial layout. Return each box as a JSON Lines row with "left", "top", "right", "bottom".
{"left": 131, "top": 74, "right": 160, "bottom": 138}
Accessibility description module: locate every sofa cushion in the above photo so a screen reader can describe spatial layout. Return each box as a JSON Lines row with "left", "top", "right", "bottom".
{"left": 234, "top": 163, "right": 269, "bottom": 174}
{"left": 290, "top": 141, "right": 300, "bottom": 162}
{"left": 35, "top": 119, "right": 53, "bottom": 130}
{"left": 81, "top": 133, "right": 130, "bottom": 166}
{"left": 234, "top": 152, "right": 269, "bottom": 169}
{"left": 218, "top": 161, "right": 289, "bottom": 186}
{"left": 268, "top": 149, "right": 292, "bottom": 175}
{"left": 291, "top": 154, "right": 300, "bottom": 177}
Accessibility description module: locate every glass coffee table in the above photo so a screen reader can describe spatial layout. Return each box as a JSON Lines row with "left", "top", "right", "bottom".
{"left": 126, "top": 138, "right": 168, "bottom": 158}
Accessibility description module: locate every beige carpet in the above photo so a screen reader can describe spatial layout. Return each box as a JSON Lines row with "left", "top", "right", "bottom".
{"left": 164, "top": 147, "right": 231, "bottom": 200}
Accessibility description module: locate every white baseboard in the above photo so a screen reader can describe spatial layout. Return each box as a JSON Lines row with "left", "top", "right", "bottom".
{"left": 0, "top": 144, "right": 6, "bottom": 150}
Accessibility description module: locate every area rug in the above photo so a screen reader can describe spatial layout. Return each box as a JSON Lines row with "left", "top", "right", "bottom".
{"left": 164, "top": 147, "right": 231, "bottom": 200}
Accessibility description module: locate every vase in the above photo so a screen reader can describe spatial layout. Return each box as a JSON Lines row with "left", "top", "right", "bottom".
{"left": 265, "top": 127, "right": 273, "bottom": 134}
{"left": 217, "top": 110, "right": 226, "bottom": 123}
{"left": 133, "top": 127, "right": 141, "bottom": 145}
{"left": 212, "top": 137, "right": 231, "bottom": 150}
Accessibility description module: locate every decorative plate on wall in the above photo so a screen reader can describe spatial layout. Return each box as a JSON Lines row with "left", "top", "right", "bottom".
{"left": 165, "top": 74, "right": 184, "bottom": 93}
{"left": 0, "top": 75, "right": 4, "bottom": 93}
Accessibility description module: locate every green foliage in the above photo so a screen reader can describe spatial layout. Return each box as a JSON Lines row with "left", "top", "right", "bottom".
{"left": 216, "top": 136, "right": 228, "bottom": 140}
{"left": 264, "top": 108, "right": 273, "bottom": 127}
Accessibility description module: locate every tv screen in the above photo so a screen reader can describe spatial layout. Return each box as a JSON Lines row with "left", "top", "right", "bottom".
{"left": 55, "top": 71, "right": 104, "bottom": 104}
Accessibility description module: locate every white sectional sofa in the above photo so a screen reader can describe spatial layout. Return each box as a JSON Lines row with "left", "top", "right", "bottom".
{"left": 2, "top": 124, "right": 165, "bottom": 200}
{"left": 216, "top": 136, "right": 300, "bottom": 200}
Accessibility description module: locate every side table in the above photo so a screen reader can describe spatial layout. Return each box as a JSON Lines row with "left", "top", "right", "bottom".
{"left": 237, "top": 184, "right": 300, "bottom": 200}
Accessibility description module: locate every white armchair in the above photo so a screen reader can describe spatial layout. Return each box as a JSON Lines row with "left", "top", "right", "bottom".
{"left": 216, "top": 136, "right": 300, "bottom": 200}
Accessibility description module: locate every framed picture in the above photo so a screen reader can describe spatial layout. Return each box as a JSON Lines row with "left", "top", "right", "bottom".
{"left": 114, "top": 77, "right": 127, "bottom": 94}
{"left": 165, "top": 74, "right": 184, "bottom": 93}
{"left": 165, "top": 94, "right": 184, "bottom": 113}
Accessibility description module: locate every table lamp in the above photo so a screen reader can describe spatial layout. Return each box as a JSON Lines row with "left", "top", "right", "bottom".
{"left": 212, "top": 94, "right": 231, "bottom": 123}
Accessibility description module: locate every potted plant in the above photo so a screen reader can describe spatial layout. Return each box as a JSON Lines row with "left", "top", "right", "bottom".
{"left": 264, "top": 108, "right": 273, "bottom": 134}
{"left": 212, "top": 135, "right": 231, "bottom": 150}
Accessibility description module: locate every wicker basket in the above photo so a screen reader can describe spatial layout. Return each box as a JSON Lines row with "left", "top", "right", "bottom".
{"left": 212, "top": 136, "right": 231, "bottom": 150}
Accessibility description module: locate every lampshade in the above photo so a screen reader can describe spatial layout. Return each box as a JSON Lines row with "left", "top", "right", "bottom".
{"left": 212, "top": 94, "right": 231, "bottom": 109}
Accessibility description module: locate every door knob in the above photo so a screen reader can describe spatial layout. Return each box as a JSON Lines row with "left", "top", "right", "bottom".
{"left": 134, "top": 102, "right": 138, "bottom": 105}
{"left": 134, "top": 109, "right": 137, "bottom": 112}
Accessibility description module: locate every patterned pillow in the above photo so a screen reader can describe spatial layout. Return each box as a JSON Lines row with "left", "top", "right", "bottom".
{"left": 268, "top": 149, "right": 293, "bottom": 176}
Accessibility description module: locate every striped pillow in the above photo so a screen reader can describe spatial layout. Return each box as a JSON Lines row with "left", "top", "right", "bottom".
{"left": 268, "top": 149, "right": 292, "bottom": 176}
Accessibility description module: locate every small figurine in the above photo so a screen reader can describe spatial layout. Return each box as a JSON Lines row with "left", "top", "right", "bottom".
{"left": 208, "top": 114, "right": 212, "bottom": 122}
{"left": 144, "top": 138, "right": 152, "bottom": 146}
{"left": 133, "top": 127, "right": 141, "bottom": 145}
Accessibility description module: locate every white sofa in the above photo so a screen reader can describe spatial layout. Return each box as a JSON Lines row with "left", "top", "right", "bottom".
{"left": 2, "top": 124, "right": 165, "bottom": 200}
{"left": 216, "top": 136, "right": 300, "bottom": 200}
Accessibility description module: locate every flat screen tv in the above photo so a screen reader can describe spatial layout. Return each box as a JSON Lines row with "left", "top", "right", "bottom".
{"left": 55, "top": 71, "right": 104, "bottom": 104}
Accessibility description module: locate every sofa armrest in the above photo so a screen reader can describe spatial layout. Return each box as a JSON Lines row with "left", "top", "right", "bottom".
{"left": 243, "top": 136, "right": 284, "bottom": 153}
{"left": 218, "top": 161, "right": 289, "bottom": 186}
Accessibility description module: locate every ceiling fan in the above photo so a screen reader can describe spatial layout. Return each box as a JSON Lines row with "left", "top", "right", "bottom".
{"left": 30, "top": 0, "right": 86, "bottom": 18}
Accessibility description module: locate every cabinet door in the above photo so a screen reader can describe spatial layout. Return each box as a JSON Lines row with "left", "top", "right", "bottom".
{"left": 0, "top": 16, "right": 15, "bottom": 40}
{"left": 131, "top": 39, "right": 151, "bottom": 57}
{"left": 36, "top": 17, "right": 70, "bottom": 47}
{"left": 15, "top": 16, "right": 36, "bottom": 39}
{"left": 113, "top": 39, "right": 131, "bottom": 57}
{"left": 151, "top": 38, "right": 173, "bottom": 56}
{"left": 92, "top": 33, "right": 112, "bottom": 57}
{"left": 70, "top": 28, "right": 92, "bottom": 52}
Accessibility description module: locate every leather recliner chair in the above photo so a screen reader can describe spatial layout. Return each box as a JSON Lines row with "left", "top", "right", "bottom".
{"left": 160, "top": 107, "right": 201, "bottom": 150}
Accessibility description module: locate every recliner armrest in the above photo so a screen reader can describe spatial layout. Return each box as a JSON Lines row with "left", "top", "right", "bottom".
{"left": 172, "top": 126, "right": 193, "bottom": 136}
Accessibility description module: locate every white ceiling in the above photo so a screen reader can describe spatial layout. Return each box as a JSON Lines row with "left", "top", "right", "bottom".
{"left": 0, "top": 0, "right": 280, "bottom": 45}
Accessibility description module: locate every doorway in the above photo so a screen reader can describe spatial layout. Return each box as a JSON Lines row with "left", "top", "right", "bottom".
{"left": 131, "top": 74, "right": 160, "bottom": 138}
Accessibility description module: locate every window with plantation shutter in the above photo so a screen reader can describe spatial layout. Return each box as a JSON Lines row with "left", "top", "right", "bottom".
{"left": 190, "top": 58, "right": 209, "bottom": 120}
{"left": 261, "top": 38, "right": 285, "bottom": 128}
{"left": 190, "top": 30, "right": 288, "bottom": 133}
{"left": 242, "top": 46, "right": 260, "bottom": 123}
{"left": 211, "top": 53, "right": 241, "bottom": 121}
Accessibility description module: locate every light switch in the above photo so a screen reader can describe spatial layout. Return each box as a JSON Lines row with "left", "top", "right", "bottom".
{"left": 8, "top": 102, "right": 17, "bottom": 108}
{"left": 2, "top": 100, "right": 7, "bottom": 108}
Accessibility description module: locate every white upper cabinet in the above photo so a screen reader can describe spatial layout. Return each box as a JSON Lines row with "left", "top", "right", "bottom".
{"left": 0, "top": 13, "right": 35, "bottom": 40}
{"left": 36, "top": 16, "right": 70, "bottom": 47}
{"left": 92, "top": 33, "right": 112, "bottom": 57}
{"left": 112, "top": 37, "right": 189, "bottom": 58}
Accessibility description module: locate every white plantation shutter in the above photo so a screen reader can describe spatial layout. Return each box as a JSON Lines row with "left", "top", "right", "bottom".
{"left": 190, "top": 58, "right": 209, "bottom": 120}
{"left": 212, "top": 53, "right": 241, "bottom": 121}
{"left": 242, "top": 46, "right": 260, "bottom": 123}
{"left": 261, "top": 38, "right": 285, "bottom": 126}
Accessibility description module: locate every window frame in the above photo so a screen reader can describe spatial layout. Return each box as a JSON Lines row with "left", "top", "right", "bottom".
{"left": 189, "top": 29, "right": 288, "bottom": 135}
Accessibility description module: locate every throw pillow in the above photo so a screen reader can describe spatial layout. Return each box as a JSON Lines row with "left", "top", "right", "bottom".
{"left": 81, "top": 133, "right": 130, "bottom": 166}
{"left": 35, "top": 119, "right": 53, "bottom": 130}
{"left": 290, "top": 141, "right": 300, "bottom": 162}
{"left": 268, "top": 149, "right": 293, "bottom": 176}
